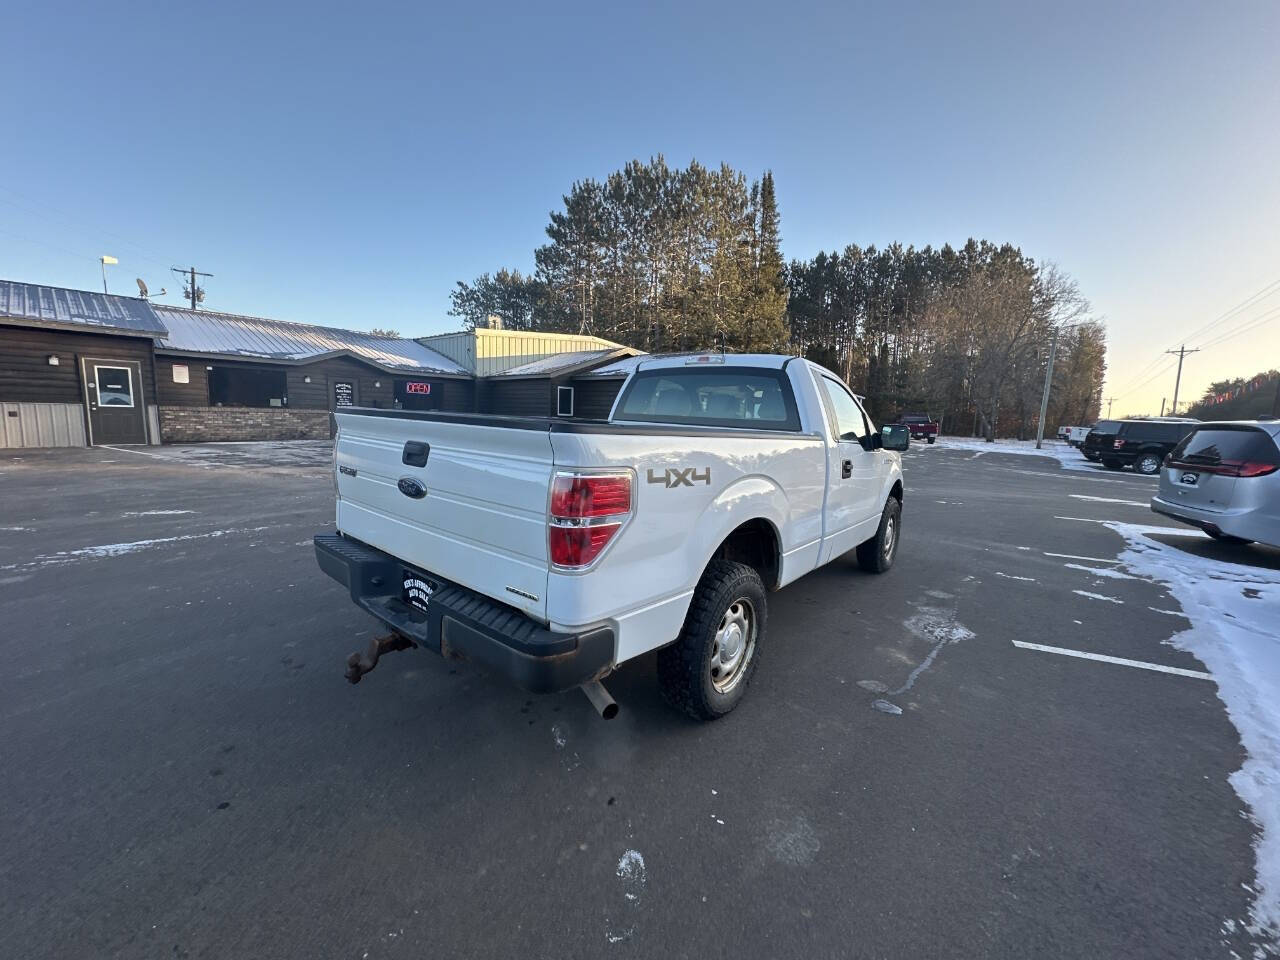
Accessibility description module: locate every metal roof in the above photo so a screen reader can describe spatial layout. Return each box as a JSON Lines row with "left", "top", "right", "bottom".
{"left": 491, "top": 347, "right": 637, "bottom": 378}
{"left": 152, "top": 305, "right": 467, "bottom": 375}
{"left": 574, "top": 354, "right": 647, "bottom": 378}
{"left": 0, "top": 279, "right": 167, "bottom": 335}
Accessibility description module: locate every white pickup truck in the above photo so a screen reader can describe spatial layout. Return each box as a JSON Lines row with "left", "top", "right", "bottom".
{"left": 315, "top": 354, "right": 908, "bottom": 720}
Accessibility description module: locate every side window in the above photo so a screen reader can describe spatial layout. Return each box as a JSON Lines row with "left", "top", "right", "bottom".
{"left": 854, "top": 397, "right": 876, "bottom": 434}
{"left": 819, "top": 376, "right": 868, "bottom": 441}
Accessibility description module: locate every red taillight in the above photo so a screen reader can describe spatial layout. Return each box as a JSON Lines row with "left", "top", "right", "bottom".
{"left": 550, "top": 474, "right": 632, "bottom": 517}
{"left": 549, "top": 524, "right": 622, "bottom": 566}
{"left": 1167, "top": 459, "right": 1279, "bottom": 478}
{"left": 548, "top": 472, "right": 632, "bottom": 568}
{"left": 1235, "top": 461, "right": 1279, "bottom": 478}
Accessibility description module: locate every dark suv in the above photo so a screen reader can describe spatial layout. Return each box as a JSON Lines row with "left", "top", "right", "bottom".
{"left": 1082, "top": 419, "right": 1124, "bottom": 461}
{"left": 1101, "top": 418, "right": 1200, "bottom": 474}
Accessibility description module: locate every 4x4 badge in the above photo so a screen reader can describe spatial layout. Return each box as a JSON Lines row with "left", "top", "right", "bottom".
{"left": 647, "top": 467, "right": 711, "bottom": 488}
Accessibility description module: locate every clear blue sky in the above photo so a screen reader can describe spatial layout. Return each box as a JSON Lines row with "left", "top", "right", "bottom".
{"left": 3, "top": 0, "right": 1277, "bottom": 415}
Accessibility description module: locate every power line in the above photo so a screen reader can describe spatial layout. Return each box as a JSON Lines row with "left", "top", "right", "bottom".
{"left": 1197, "top": 302, "right": 1280, "bottom": 351}
{"left": 1106, "top": 276, "right": 1280, "bottom": 400}
{"left": 0, "top": 189, "right": 175, "bottom": 273}
{"left": 1112, "top": 358, "right": 1178, "bottom": 402}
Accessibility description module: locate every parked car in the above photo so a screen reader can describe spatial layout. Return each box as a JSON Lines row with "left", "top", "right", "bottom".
{"left": 1065, "top": 426, "right": 1091, "bottom": 448}
{"left": 1098, "top": 418, "right": 1201, "bottom": 474}
{"left": 900, "top": 413, "right": 939, "bottom": 443}
{"left": 1151, "top": 420, "right": 1280, "bottom": 546}
{"left": 1082, "top": 420, "right": 1124, "bottom": 461}
{"left": 314, "top": 354, "right": 908, "bottom": 720}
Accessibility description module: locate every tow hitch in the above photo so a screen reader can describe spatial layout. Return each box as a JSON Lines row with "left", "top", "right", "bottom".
{"left": 345, "top": 632, "right": 417, "bottom": 684}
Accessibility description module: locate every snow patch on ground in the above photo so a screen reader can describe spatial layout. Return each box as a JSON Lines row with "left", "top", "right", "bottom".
{"left": 1062, "top": 563, "right": 1140, "bottom": 580}
{"left": 1073, "top": 589, "right": 1124, "bottom": 604}
{"left": 0, "top": 526, "right": 273, "bottom": 571}
{"left": 927, "top": 436, "right": 1113, "bottom": 473}
{"left": 995, "top": 571, "right": 1036, "bottom": 582}
{"left": 1108, "top": 521, "right": 1280, "bottom": 945}
{"left": 122, "top": 510, "right": 197, "bottom": 517}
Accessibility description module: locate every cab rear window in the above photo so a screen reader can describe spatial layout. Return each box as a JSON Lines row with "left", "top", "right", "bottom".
{"left": 615, "top": 367, "right": 800, "bottom": 431}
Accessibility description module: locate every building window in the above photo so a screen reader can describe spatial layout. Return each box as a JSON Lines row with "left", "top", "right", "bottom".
{"left": 394, "top": 379, "right": 439, "bottom": 411}
{"left": 94, "top": 365, "right": 134, "bottom": 407}
{"left": 557, "top": 385, "right": 574, "bottom": 417}
{"left": 208, "top": 366, "right": 288, "bottom": 408}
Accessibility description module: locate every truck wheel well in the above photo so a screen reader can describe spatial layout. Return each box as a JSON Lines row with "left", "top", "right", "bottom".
{"left": 890, "top": 480, "right": 903, "bottom": 503}
{"left": 711, "top": 519, "right": 781, "bottom": 590}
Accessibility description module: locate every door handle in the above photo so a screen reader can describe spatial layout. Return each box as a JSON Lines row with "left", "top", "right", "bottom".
{"left": 842, "top": 459, "right": 852, "bottom": 479}
{"left": 402, "top": 441, "right": 430, "bottom": 467}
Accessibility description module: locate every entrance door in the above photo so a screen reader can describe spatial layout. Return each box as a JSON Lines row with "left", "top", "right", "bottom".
{"left": 80, "top": 358, "right": 147, "bottom": 445}
{"left": 330, "top": 378, "right": 358, "bottom": 437}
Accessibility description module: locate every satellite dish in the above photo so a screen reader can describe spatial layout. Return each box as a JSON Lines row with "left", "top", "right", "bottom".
{"left": 136, "top": 278, "right": 149, "bottom": 298}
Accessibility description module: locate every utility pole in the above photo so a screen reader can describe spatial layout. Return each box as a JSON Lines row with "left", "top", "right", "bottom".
{"left": 171, "top": 266, "right": 213, "bottom": 310}
{"left": 1106, "top": 397, "right": 1115, "bottom": 418}
{"left": 1159, "top": 397, "right": 1166, "bottom": 416}
{"left": 1166, "top": 345, "right": 1200, "bottom": 415}
{"left": 1034, "top": 327, "right": 1060, "bottom": 449}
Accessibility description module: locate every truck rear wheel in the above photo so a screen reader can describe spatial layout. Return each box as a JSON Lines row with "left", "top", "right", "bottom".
{"left": 927, "top": 436, "right": 935, "bottom": 444}
{"left": 856, "top": 497, "right": 901, "bottom": 573}
{"left": 657, "top": 560, "right": 766, "bottom": 721}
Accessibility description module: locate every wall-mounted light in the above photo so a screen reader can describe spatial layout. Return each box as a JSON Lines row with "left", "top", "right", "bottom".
{"left": 47, "top": 355, "right": 60, "bottom": 366}
{"left": 374, "top": 380, "right": 381, "bottom": 388}
{"left": 303, "top": 375, "right": 312, "bottom": 383}
{"left": 206, "top": 365, "right": 213, "bottom": 371}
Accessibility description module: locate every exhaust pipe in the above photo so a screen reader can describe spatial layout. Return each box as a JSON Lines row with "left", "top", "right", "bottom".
{"left": 581, "top": 680, "right": 619, "bottom": 719}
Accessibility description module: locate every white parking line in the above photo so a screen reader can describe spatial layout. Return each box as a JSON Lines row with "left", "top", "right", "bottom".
{"left": 1054, "top": 515, "right": 1112, "bottom": 524}
{"left": 1044, "top": 552, "right": 1120, "bottom": 563}
{"left": 1012, "top": 640, "right": 1212, "bottom": 681}
{"left": 1068, "top": 494, "right": 1148, "bottom": 507}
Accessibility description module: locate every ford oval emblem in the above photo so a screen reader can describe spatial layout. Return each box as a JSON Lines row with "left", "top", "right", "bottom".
{"left": 397, "top": 476, "right": 427, "bottom": 499}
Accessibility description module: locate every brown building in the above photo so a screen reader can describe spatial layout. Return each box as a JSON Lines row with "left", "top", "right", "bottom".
{"left": 1, "top": 279, "right": 638, "bottom": 448}
{"left": 149, "top": 304, "right": 472, "bottom": 442}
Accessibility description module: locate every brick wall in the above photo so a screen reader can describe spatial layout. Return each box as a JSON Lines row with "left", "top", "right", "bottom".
{"left": 158, "top": 406, "right": 331, "bottom": 442}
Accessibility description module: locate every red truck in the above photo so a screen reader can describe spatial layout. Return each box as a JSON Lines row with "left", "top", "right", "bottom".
{"left": 900, "top": 413, "right": 939, "bottom": 444}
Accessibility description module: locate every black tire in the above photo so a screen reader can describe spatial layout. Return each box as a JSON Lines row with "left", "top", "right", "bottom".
{"left": 1206, "top": 530, "right": 1254, "bottom": 545}
{"left": 657, "top": 560, "right": 766, "bottom": 721}
{"left": 927, "top": 436, "right": 935, "bottom": 444}
{"left": 1133, "top": 450, "right": 1163, "bottom": 475}
{"left": 1102, "top": 459, "right": 1124, "bottom": 470}
{"left": 856, "top": 497, "right": 901, "bottom": 573}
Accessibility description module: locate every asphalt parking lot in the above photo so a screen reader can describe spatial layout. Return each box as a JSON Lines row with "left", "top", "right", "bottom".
{"left": 2, "top": 441, "right": 1277, "bottom": 959}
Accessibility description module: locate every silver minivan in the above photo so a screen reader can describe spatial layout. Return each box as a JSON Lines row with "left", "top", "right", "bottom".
{"left": 1151, "top": 420, "right": 1280, "bottom": 547}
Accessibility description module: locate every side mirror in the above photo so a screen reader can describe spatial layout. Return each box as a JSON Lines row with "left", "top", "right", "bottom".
{"left": 881, "top": 424, "right": 910, "bottom": 452}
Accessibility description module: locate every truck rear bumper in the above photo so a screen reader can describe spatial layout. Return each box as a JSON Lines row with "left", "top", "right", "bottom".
{"left": 314, "top": 533, "right": 614, "bottom": 694}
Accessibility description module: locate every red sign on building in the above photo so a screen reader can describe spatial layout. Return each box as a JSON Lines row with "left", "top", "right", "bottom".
{"left": 405, "top": 382, "right": 432, "bottom": 395}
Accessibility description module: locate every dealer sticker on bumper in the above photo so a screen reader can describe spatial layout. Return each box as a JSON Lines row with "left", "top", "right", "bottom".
{"left": 403, "top": 572, "right": 437, "bottom": 614}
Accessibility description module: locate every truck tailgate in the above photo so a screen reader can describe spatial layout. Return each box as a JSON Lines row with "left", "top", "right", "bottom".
{"left": 334, "top": 412, "right": 553, "bottom": 620}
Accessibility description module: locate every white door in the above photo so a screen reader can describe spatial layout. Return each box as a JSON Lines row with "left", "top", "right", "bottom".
{"left": 815, "top": 373, "right": 882, "bottom": 560}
